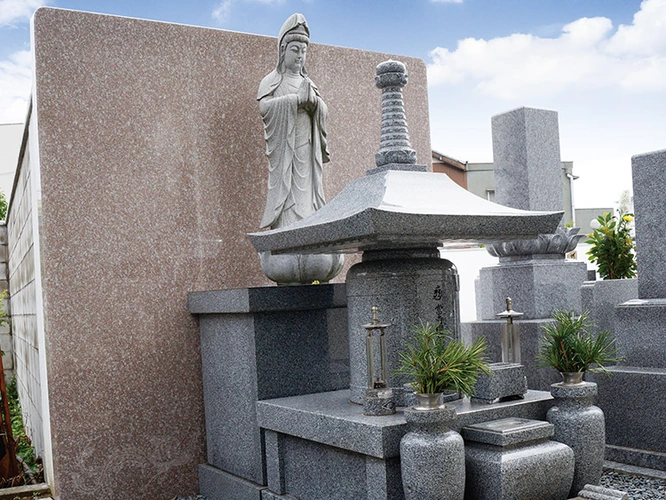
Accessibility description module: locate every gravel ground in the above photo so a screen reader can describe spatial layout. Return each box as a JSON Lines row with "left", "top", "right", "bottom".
{"left": 600, "top": 470, "right": 666, "bottom": 499}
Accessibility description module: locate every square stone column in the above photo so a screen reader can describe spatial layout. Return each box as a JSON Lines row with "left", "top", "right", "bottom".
{"left": 492, "top": 107, "right": 564, "bottom": 213}
{"left": 632, "top": 149, "right": 666, "bottom": 299}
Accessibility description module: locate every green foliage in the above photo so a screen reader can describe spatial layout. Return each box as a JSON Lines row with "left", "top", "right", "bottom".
{"left": 536, "top": 310, "right": 622, "bottom": 374}
{"left": 0, "top": 289, "right": 8, "bottom": 329}
{"left": 0, "top": 190, "right": 6, "bottom": 221}
{"left": 7, "top": 379, "right": 39, "bottom": 475}
{"left": 7, "top": 378, "right": 42, "bottom": 480}
{"left": 586, "top": 211, "right": 637, "bottom": 280}
{"left": 395, "top": 321, "right": 490, "bottom": 396}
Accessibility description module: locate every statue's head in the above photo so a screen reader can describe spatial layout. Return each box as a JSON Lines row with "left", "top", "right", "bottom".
{"left": 278, "top": 13, "right": 310, "bottom": 75}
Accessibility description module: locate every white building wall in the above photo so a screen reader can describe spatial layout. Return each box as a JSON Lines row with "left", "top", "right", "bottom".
{"left": 6, "top": 116, "right": 49, "bottom": 475}
{"left": 0, "top": 123, "right": 22, "bottom": 198}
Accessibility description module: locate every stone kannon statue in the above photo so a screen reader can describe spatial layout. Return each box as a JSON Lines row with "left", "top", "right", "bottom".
{"left": 256, "top": 13, "right": 343, "bottom": 285}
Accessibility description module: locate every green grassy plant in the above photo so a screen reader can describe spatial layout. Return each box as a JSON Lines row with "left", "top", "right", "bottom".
{"left": 537, "top": 310, "right": 622, "bottom": 374}
{"left": 396, "top": 321, "right": 490, "bottom": 396}
{"left": 7, "top": 378, "right": 41, "bottom": 479}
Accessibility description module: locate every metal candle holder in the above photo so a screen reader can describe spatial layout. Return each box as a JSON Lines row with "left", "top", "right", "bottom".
{"left": 496, "top": 297, "right": 524, "bottom": 363}
{"left": 364, "top": 306, "right": 391, "bottom": 389}
{"left": 362, "top": 306, "right": 396, "bottom": 416}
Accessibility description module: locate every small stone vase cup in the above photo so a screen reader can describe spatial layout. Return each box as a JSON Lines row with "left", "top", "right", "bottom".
{"left": 560, "top": 371, "right": 584, "bottom": 385}
{"left": 400, "top": 404, "right": 465, "bottom": 500}
{"left": 547, "top": 381, "right": 605, "bottom": 497}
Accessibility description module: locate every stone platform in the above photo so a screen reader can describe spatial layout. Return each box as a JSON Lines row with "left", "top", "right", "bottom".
{"left": 189, "top": 284, "right": 349, "bottom": 494}
{"left": 476, "top": 258, "right": 588, "bottom": 321}
{"left": 589, "top": 366, "right": 666, "bottom": 471}
{"left": 253, "top": 389, "right": 554, "bottom": 499}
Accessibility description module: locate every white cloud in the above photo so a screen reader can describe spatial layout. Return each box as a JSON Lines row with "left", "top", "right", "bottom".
{"left": 427, "top": 0, "right": 666, "bottom": 99}
{"left": 606, "top": 0, "right": 666, "bottom": 56}
{"left": 0, "top": 0, "right": 47, "bottom": 25}
{"left": 212, "top": 0, "right": 284, "bottom": 25}
{"left": 212, "top": 0, "right": 233, "bottom": 24}
{"left": 0, "top": 50, "right": 31, "bottom": 123}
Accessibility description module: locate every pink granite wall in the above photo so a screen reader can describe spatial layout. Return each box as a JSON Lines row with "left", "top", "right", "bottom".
{"left": 29, "top": 7, "right": 431, "bottom": 498}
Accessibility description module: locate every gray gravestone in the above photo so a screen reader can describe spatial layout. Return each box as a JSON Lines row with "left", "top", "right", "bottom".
{"left": 632, "top": 149, "right": 666, "bottom": 299}
{"left": 592, "top": 148, "right": 666, "bottom": 472}
{"left": 469, "top": 107, "right": 587, "bottom": 391}
{"left": 493, "top": 107, "right": 564, "bottom": 212}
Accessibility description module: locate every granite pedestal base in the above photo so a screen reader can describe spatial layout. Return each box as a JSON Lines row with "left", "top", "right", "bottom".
{"left": 588, "top": 366, "right": 666, "bottom": 471}
{"left": 199, "top": 464, "right": 266, "bottom": 500}
{"left": 256, "top": 389, "right": 554, "bottom": 500}
{"left": 189, "top": 284, "right": 349, "bottom": 490}
{"left": 471, "top": 362, "right": 527, "bottom": 404}
{"left": 580, "top": 279, "right": 637, "bottom": 336}
{"left": 462, "top": 418, "right": 574, "bottom": 500}
{"left": 461, "top": 320, "right": 561, "bottom": 391}
{"left": 476, "top": 258, "right": 587, "bottom": 320}
{"left": 613, "top": 299, "right": 666, "bottom": 367}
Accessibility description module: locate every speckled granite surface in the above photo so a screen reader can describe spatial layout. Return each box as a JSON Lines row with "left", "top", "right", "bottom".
{"left": 29, "top": 7, "right": 431, "bottom": 498}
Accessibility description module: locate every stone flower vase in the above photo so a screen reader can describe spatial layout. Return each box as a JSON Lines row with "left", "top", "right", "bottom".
{"left": 400, "top": 405, "right": 465, "bottom": 500}
{"left": 547, "top": 381, "right": 605, "bottom": 498}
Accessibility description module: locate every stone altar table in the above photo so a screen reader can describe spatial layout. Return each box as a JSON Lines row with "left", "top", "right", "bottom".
{"left": 256, "top": 389, "right": 555, "bottom": 500}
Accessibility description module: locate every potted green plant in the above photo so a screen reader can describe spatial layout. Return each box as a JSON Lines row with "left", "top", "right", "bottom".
{"left": 536, "top": 310, "right": 622, "bottom": 384}
{"left": 538, "top": 309, "right": 621, "bottom": 496}
{"left": 397, "top": 322, "right": 488, "bottom": 500}
{"left": 396, "top": 321, "right": 490, "bottom": 409}
{"left": 586, "top": 211, "right": 636, "bottom": 280}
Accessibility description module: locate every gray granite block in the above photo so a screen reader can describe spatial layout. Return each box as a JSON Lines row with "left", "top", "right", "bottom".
{"left": 264, "top": 431, "right": 286, "bottom": 494}
{"left": 346, "top": 251, "right": 460, "bottom": 404}
{"left": 613, "top": 299, "right": 666, "bottom": 367}
{"left": 471, "top": 362, "right": 527, "bottom": 404}
{"left": 366, "top": 455, "right": 405, "bottom": 500}
{"left": 632, "top": 149, "right": 666, "bottom": 299}
{"left": 195, "top": 285, "right": 349, "bottom": 484}
{"left": 589, "top": 366, "right": 666, "bottom": 464}
{"left": 199, "top": 313, "right": 264, "bottom": 483}
{"left": 461, "top": 417, "right": 553, "bottom": 447}
{"left": 275, "top": 433, "right": 397, "bottom": 500}
{"left": 198, "top": 464, "right": 264, "bottom": 500}
{"left": 492, "top": 107, "right": 564, "bottom": 212}
{"left": 476, "top": 258, "right": 588, "bottom": 320}
{"left": 580, "top": 279, "right": 637, "bottom": 336}
{"left": 257, "top": 389, "right": 555, "bottom": 459}
{"left": 253, "top": 306, "right": 350, "bottom": 400}
{"left": 604, "top": 444, "right": 666, "bottom": 472}
{"left": 257, "top": 390, "right": 408, "bottom": 459}
{"left": 188, "top": 283, "right": 347, "bottom": 314}
{"left": 461, "top": 320, "right": 562, "bottom": 392}
{"left": 463, "top": 421, "right": 573, "bottom": 500}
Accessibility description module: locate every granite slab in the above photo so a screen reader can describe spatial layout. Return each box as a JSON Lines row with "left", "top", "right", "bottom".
{"left": 462, "top": 417, "right": 553, "bottom": 447}
{"left": 256, "top": 389, "right": 554, "bottom": 459}
{"left": 188, "top": 283, "right": 347, "bottom": 314}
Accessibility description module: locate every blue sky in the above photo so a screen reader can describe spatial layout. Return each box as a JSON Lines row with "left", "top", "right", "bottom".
{"left": 1, "top": 0, "right": 664, "bottom": 209}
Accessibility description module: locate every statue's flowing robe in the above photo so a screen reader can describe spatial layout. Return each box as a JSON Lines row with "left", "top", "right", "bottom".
{"left": 258, "top": 70, "right": 329, "bottom": 229}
